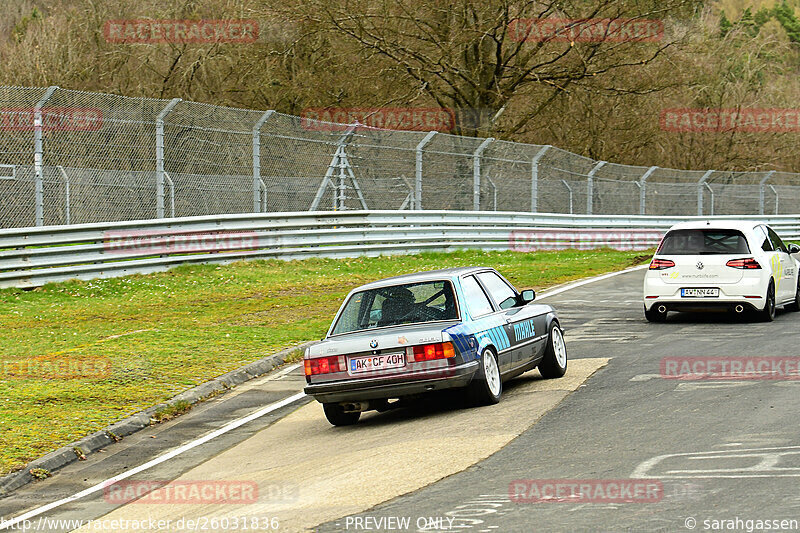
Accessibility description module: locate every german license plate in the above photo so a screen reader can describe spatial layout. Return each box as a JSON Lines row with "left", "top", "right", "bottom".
{"left": 681, "top": 288, "right": 719, "bottom": 298}
{"left": 348, "top": 352, "right": 405, "bottom": 375}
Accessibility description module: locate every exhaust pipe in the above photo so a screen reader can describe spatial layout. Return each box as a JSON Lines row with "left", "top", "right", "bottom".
{"left": 341, "top": 402, "right": 367, "bottom": 413}
{"left": 734, "top": 305, "right": 744, "bottom": 313}
{"left": 657, "top": 305, "right": 667, "bottom": 314}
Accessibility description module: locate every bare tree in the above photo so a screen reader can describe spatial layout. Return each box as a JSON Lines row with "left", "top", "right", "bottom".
{"left": 277, "top": 0, "right": 699, "bottom": 136}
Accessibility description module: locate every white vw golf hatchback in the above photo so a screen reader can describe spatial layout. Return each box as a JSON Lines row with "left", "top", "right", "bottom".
{"left": 643, "top": 221, "right": 800, "bottom": 322}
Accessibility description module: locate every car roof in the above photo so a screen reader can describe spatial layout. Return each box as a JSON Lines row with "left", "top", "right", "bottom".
{"left": 666, "top": 220, "right": 764, "bottom": 232}
{"left": 353, "top": 266, "right": 492, "bottom": 291}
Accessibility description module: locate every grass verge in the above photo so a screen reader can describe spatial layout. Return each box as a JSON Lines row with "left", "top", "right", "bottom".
{"left": 0, "top": 249, "right": 651, "bottom": 474}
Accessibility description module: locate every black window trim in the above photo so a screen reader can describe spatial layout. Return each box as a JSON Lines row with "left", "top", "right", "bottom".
{"left": 766, "top": 225, "right": 788, "bottom": 253}
{"left": 756, "top": 225, "right": 773, "bottom": 252}
{"left": 474, "top": 270, "right": 520, "bottom": 311}
{"left": 460, "top": 272, "right": 498, "bottom": 318}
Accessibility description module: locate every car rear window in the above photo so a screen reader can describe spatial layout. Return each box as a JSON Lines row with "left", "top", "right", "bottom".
{"left": 330, "top": 280, "right": 458, "bottom": 335}
{"left": 657, "top": 229, "right": 750, "bottom": 255}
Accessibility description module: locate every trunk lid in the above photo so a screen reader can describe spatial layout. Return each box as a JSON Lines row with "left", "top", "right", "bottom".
{"left": 308, "top": 322, "right": 459, "bottom": 382}
{"left": 657, "top": 254, "right": 743, "bottom": 284}
{"left": 310, "top": 322, "right": 456, "bottom": 358}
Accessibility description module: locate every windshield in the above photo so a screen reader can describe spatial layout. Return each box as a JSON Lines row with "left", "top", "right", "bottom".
{"left": 330, "top": 280, "right": 458, "bottom": 336}
{"left": 657, "top": 229, "right": 750, "bottom": 255}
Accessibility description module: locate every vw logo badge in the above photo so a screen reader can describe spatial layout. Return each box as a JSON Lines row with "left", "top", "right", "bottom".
{"left": 696, "top": 261, "right": 704, "bottom": 270}
{"left": 369, "top": 339, "right": 378, "bottom": 349}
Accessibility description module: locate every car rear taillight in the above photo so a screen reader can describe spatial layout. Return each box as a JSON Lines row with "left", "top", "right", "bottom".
{"left": 726, "top": 258, "right": 761, "bottom": 269}
{"left": 304, "top": 355, "right": 345, "bottom": 376}
{"left": 408, "top": 342, "right": 456, "bottom": 362}
{"left": 649, "top": 258, "right": 675, "bottom": 270}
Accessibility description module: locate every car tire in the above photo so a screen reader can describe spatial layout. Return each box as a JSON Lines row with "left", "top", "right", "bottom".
{"left": 758, "top": 281, "right": 776, "bottom": 322}
{"left": 322, "top": 403, "right": 360, "bottom": 426}
{"left": 466, "top": 348, "right": 502, "bottom": 406}
{"left": 538, "top": 322, "right": 568, "bottom": 379}
{"left": 786, "top": 278, "right": 800, "bottom": 312}
{"left": 644, "top": 304, "right": 668, "bottom": 323}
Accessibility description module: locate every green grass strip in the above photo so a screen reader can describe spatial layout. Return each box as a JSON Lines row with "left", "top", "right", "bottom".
{"left": 0, "top": 248, "right": 651, "bottom": 475}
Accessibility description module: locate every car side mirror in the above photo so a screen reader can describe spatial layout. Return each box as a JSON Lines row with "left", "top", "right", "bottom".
{"left": 788, "top": 243, "right": 800, "bottom": 254}
{"left": 520, "top": 289, "right": 535, "bottom": 304}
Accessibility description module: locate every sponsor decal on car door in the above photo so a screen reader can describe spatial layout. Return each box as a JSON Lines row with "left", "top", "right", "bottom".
{"left": 477, "top": 271, "right": 545, "bottom": 366}
{"left": 766, "top": 227, "right": 792, "bottom": 300}
{"left": 507, "top": 311, "right": 546, "bottom": 365}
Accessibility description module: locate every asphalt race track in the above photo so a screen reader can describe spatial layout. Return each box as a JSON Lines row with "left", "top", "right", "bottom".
{"left": 3, "top": 267, "right": 800, "bottom": 532}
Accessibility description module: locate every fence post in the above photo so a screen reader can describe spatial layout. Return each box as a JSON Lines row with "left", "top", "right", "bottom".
{"left": 163, "top": 172, "right": 175, "bottom": 217}
{"left": 415, "top": 131, "right": 437, "bottom": 210}
{"left": 561, "top": 180, "right": 573, "bottom": 214}
{"left": 57, "top": 166, "right": 70, "bottom": 224}
{"left": 155, "top": 98, "right": 181, "bottom": 219}
{"left": 33, "top": 86, "right": 58, "bottom": 226}
{"left": 638, "top": 166, "right": 658, "bottom": 215}
{"left": 586, "top": 161, "right": 606, "bottom": 215}
{"left": 768, "top": 185, "right": 779, "bottom": 215}
{"left": 311, "top": 124, "right": 358, "bottom": 211}
{"left": 697, "top": 170, "right": 714, "bottom": 216}
{"left": 253, "top": 110, "right": 275, "bottom": 212}
{"left": 473, "top": 137, "right": 494, "bottom": 211}
{"left": 704, "top": 182, "right": 715, "bottom": 215}
{"left": 759, "top": 170, "right": 776, "bottom": 216}
{"left": 531, "top": 145, "right": 550, "bottom": 213}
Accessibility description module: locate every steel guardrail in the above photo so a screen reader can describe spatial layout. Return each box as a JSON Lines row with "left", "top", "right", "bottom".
{"left": 1, "top": 211, "right": 798, "bottom": 288}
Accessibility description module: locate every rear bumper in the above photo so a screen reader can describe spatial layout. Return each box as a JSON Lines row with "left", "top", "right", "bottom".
{"left": 648, "top": 300, "right": 762, "bottom": 313}
{"left": 643, "top": 273, "right": 767, "bottom": 311}
{"left": 304, "top": 360, "right": 479, "bottom": 403}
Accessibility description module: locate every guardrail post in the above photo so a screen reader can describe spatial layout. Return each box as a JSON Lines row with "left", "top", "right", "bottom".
{"left": 156, "top": 98, "right": 181, "bottom": 219}
{"left": 586, "top": 161, "right": 606, "bottom": 215}
{"left": 638, "top": 166, "right": 658, "bottom": 215}
{"left": 697, "top": 170, "right": 714, "bottom": 216}
{"left": 473, "top": 138, "right": 494, "bottom": 211}
{"left": 415, "top": 131, "right": 437, "bottom": 210}
{"left": 253, "top": 110, "right": 275, "bottom": 212}
{"left": 759, "top": 170, "right": 776, "bottom": 215}
{"left": 33, "top": 86, "right": 58, "bottom": 226}
{"left": 531, "top": 145, "right": 550, "bottom": 213}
